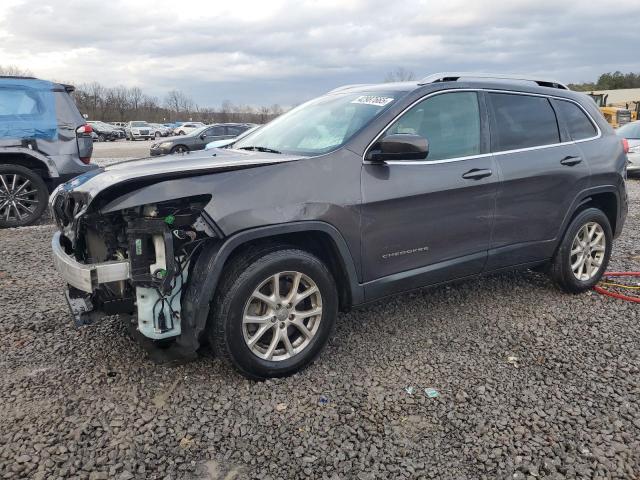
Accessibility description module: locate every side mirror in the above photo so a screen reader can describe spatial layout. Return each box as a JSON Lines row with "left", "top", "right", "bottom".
{"left": 367, "top": 134, "right": 428, "bottom": 162}
{"left": 200, "top": 133, "right": 207, "bottom": 139}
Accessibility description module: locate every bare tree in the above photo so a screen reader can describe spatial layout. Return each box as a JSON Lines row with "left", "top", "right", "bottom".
{"left": 384, "top": 67, "right": 416, "bottom": 83}
{"left": 129, "top": 87, "right": 143, "bottom": 113}
{"left": 0, "top": 65, "right": 33, "bottom": 76}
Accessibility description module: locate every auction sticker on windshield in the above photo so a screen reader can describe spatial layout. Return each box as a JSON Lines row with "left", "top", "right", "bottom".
{"left": 351, "top": 95, "right": 394, "bottom": 106}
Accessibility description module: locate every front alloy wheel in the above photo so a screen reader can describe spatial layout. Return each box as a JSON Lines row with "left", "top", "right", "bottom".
{"left": 209, "top": 247, "right": 338, "bottom": 379}
{"left": 243, "top": 271, "right": 323, "bottom": 361}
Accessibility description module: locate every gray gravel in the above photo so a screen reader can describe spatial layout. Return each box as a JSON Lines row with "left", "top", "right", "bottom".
{"left": 1, "top": 173, "right": 639, "bottom": 479}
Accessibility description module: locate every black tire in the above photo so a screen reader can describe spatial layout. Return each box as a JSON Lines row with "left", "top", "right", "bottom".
{"left": 171, "top": 145, "right": 188, "bottom": 154}
{"left": 155, "top": 131, "right": 161, "bottom": 139}
{"left": 549, "top": 207, "right": 612, "bottom": 293}
{"left": 0, "top": 164, "right": 48, "bottom": 228}
{"left": 97, "top": 134, "right": 106, "bottom": 142}
{"left": 209, "top": 247, "right": 338, "bottom": 379}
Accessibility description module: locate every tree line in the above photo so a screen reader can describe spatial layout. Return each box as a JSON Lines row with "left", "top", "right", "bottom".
{"left": 568, "top": 72, "right": 640, "bottom": 91}
{"left": 73, "top": 82, "right": 284, "bottom": 124}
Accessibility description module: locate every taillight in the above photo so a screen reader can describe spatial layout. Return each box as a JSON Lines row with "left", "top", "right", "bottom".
{"left": 76, "top": 124, "right": 93, "bottom": 135}
{"left": 76, "top": 124, "right": 93, "bottom": 164}
{"left": 622, "top": 138, "right": 629, "bottom": 154}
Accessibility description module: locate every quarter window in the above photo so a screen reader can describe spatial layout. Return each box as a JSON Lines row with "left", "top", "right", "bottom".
{"left": 554, "top": 100, "right": 597, "bottom": 140}
{"left": 226, "top": 125, "right": 245, "bottom": 136}
{"left": 489, "top": 93, "right": 560, "bottom": 151}
{"left": 385, "top": 92, "right": 481, "bottom": 161}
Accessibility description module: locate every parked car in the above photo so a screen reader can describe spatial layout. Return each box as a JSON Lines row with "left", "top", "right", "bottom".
{"left": 150, "top": 124, "right": 253, "bottom": 155}
{"left": 0, "top": 76, "right": 96, "bottom": 228}
{"left": 88, "top": 121, "right": 123, "bottom": 141}
{"left": 174, "top": 122, "right": 205, "bottom": 135}
{"left": 50, "top": 72, "right": 627, "bottom": 379}
{"left": 149, "top": 123, "right": 172, "bottom": 138}
{"left": 125, "top": 121, "right": 153, "bottom": 141}
{"left": 615, "top": 120, "right": 640, "bottom": 173}
{"left": 205, "top": 125, "right": 260, "bottom": 150}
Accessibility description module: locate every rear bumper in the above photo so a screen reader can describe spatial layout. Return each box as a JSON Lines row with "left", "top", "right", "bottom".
{"left": 51, "top": 231, "right": 130, "bottom": 293}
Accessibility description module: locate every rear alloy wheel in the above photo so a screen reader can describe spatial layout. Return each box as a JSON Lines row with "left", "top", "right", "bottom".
{"left": 0, "top": 165, "right": 48, "bottom": 228}
{"left": 549, "top": 207, "right": 612, "bottom": 293}
{"left": 97, "top": 134, "right": 106, "bottom": 142}
{"left": 155, "top": 131, "right": 161, "bottom": 139}
{"left": 210, "top": 247, "right": 338, "bottom": 379}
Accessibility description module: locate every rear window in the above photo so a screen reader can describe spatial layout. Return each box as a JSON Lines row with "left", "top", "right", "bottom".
{"left": 489, "top": 93, "right": 560, "bottom": 151}
{"left": 554, "top": 100, "right": 597, "bottom": 141}
{"left": 616, "top": 122, "right": 640, "bottom": 139}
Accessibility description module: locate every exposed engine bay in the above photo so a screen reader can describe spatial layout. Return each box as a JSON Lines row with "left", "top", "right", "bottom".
{"left": 54, "top": 194, "right": 214, "bottom": 340}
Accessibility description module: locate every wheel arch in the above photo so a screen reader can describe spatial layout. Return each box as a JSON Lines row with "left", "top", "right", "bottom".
{"left": 180, "top": 221, "right": 363, "bottom": 352}
{"left": 171, "top": 144, "right": 189, "bottom": 153}
{"left": 555, "top": 185, "right": 620, "bottom": 256}
{"left": 0, "top": 150, "right": 58, "bottom": 180}
{"left": 213, "top": 222, "right": 362, "bottom": 310}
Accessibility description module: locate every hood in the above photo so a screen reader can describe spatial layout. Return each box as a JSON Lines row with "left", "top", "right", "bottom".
{"left": 56, "top": 148, "right": 303, "bottom": 202}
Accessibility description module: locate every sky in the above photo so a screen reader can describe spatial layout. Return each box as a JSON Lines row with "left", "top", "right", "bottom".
{"left": 0, "top": 0, "right": 639, "bottom": 108}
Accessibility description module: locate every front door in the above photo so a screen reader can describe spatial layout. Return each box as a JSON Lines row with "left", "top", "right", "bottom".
{"left": 360, "top": 91, "right": 498, "bottom": 299}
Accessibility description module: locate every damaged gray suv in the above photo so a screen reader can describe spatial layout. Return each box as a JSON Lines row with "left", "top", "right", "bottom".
{"left": 51, "top": 73, "right": 628, "bottom": 379}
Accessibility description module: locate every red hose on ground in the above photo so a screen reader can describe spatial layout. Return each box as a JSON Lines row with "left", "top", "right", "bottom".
{"left": 593, "top": 272, "right": 640, "bottom": 303}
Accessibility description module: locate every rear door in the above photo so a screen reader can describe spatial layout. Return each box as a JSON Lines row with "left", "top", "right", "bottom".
{"left": 486, "top": 92, "right": 591, "bottom": 269}
{"left": 360, "top": 90, "right": 498, "bottom": 298}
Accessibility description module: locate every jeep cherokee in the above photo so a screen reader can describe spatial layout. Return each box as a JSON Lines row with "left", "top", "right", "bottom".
{"left": 50, "top": 73, "right": 628, "bottom": 379}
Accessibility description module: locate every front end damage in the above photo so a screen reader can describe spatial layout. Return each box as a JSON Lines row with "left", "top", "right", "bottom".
{"left": 51, "top": 188, "right": 215, "bottom": 342}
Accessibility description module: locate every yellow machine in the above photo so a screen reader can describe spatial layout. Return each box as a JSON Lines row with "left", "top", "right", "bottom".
{"left": 629, "top": 101, "right": 639, "bottom": 121}
{"left": 587, "top": 93, "right": 632, "bottom": 128}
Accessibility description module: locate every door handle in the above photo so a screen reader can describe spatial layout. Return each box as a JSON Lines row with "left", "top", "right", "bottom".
{"left": 560, "top": 155, "right": 582, "bottom": 166}
{"left": 462, "top": 168, "right": 492, "bottom": 180}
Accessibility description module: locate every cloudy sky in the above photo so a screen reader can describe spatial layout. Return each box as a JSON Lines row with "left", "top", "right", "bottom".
{"left": 0, "top": 0, "right": 639, "bottom": 107}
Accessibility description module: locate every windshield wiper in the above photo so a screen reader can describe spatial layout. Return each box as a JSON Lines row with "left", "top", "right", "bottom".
{"left": 237, "top": 146, "right": 282, "bottom": 154}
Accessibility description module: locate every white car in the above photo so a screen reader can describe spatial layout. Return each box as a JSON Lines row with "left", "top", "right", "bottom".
{"left": 616, "top": 121, "right": 640, "bottom": 173}
{"left": 125, "top": 121, "right": 153, "bottom": 141}
{"left": 174, "top": 122, "right": 205, "bottom": 135}
{"left": 149, "top": 123, "right": 172, "bottom": 138}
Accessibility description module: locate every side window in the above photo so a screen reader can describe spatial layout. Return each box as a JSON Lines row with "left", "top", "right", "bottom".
{"left": 385, "top": 92, "right": 481, "bottom": 161}
{"left": 489, "top": 93, "right": 560, "bottom": 151}
{"left": 226, "top": 126, "right": 244, "bottom": 136}
{"left": 207, "top": 126, "right": 225, "bottom": 136}
{"left": 554, "top": 100, "right": 597, "bottom": 141}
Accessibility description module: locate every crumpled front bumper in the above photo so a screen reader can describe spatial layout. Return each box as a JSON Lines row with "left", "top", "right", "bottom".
{"left": 51, "top": 231, "right": 130, "bottom": 293}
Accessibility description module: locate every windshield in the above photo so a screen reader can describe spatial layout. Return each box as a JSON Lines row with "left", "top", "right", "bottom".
{"left": 616, "top": 121, "right": 640, "bottom": 139}
{"left": 131, "top": 121, "right": 149, "bottom": 127}
{"left": 233, "top": 91, "right": 402, "bottom": 155}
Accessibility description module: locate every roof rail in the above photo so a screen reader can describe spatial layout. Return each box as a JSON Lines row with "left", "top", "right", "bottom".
{"left": 327, "top": 84, "right": 373, "bottom": 94}
{"left": 417, "top": 72, "right": 569, "bottom": 90}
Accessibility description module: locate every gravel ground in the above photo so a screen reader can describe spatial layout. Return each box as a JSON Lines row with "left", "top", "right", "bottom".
{"left": 1, "top": 163, "right": 639, "bottom": 478}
